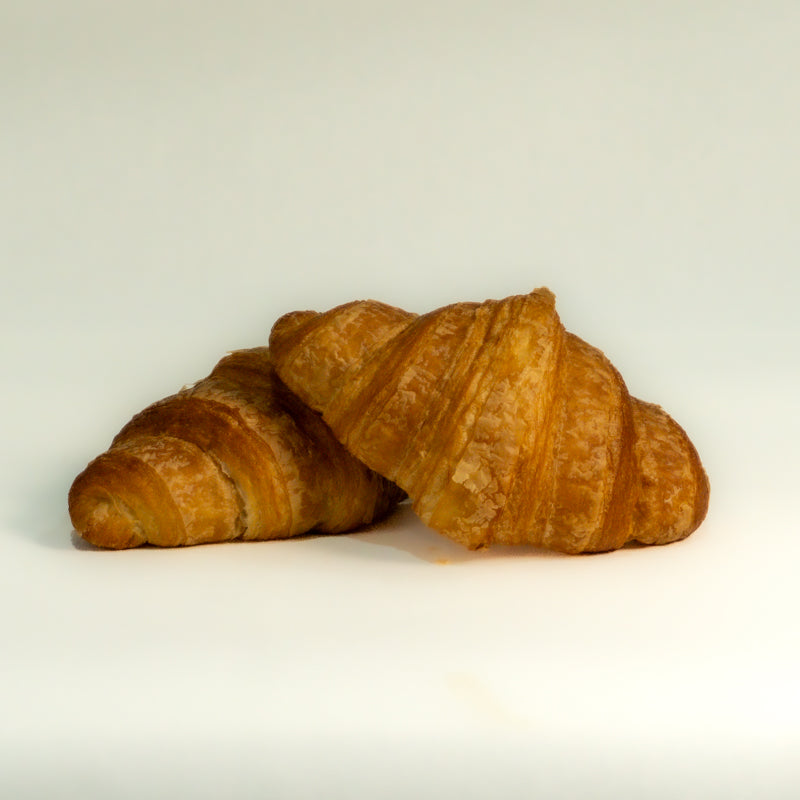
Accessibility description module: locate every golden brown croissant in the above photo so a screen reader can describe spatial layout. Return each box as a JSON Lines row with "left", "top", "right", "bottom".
{"left": 269, "top": 288, "right": 710, "bottom": 554}
{"left": 68, "top": 347, "right": 403, "bottom": 549}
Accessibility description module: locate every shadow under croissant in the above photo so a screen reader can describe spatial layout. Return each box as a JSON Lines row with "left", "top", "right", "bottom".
{"left": 67, "top": 501, "right": 672, "bottom": 560}
{"left": 63, "top": 501, "right": 414, "bottom": 553}
{"left": 341, "top": 503, "right": 569, "bottom": 564}
{"left": 342, "top": 503, "right": 694, "bottom": 564}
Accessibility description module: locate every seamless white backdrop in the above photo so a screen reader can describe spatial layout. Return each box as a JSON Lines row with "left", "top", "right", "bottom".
{"left": 2, "top": 2, "right": 798, "bottom": 798}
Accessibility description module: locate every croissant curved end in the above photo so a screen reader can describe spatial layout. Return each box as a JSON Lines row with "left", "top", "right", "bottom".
{"left": 630, "top": 400, "right": 710, "bottom": 547}
{"left": 68, "top": 482, "right": 146, "bottom": 550}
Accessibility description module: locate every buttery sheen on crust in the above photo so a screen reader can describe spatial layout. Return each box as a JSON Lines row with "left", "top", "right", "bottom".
{"left": 269, "top": 288, "right": 710, "bottom": 553}
{"left": 68, "top": 347, "right": 403, "bottom": 548}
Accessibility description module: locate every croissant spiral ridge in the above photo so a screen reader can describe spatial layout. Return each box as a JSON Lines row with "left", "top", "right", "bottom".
{"left": 68, "top": 347, "right": 403, "bottom": 549}
{"left": 269, "top": 288, "right": 710, "bottom": 554}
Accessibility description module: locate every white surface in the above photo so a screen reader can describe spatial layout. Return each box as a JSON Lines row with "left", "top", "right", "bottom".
{"left": 2, "top": 2, "right": 799, "bottom": 798}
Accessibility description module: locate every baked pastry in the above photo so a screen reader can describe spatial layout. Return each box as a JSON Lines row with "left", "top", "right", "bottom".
{"left": 68, "top": 347, "right": 403, "bottom": 548}
{"left": 269, "top": 288, "right": 710, "bottom": 553}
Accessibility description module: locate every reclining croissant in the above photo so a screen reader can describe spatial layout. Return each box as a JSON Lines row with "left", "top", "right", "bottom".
{"left": 269, "top": 288, "right": 709, "bottom": 554}
{"left": 69, "top": 348, "right": 403, "bottom": 548}
{"left": 70, "top": 288, "right": 709, "bottom": 554}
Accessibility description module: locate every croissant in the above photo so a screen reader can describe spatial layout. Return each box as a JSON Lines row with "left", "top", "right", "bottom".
{"left": 269, "top": 288, "right": 710, "bottom": 554}
{"left": 68, "top": 347, "right": 403, "bottom": 549}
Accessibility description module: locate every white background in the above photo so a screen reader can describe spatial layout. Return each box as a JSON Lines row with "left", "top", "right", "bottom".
{"left": 2, "top": 2, "right": 798, "bottom": 798}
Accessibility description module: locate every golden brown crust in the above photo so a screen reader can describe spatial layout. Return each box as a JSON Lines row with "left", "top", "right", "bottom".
{"left": 68, "top": 347, "right": 403, "bottom": 549}
{"left": 269, "top": 289, "right": 710, "bottom": 554}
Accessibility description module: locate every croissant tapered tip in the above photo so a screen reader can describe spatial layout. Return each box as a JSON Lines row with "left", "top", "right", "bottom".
{"left": 630, "top": 400, "right": 710, "bottom": 547}
{"left": 68, "top": 481, "right": 146, "bottom": 550}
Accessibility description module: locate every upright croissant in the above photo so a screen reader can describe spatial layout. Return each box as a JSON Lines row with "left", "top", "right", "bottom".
{"left": 69, "top": 347, "right": 403, "bottom": 549}
{"left": 269, "top": 288, "right": 710, "bottom": 554}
